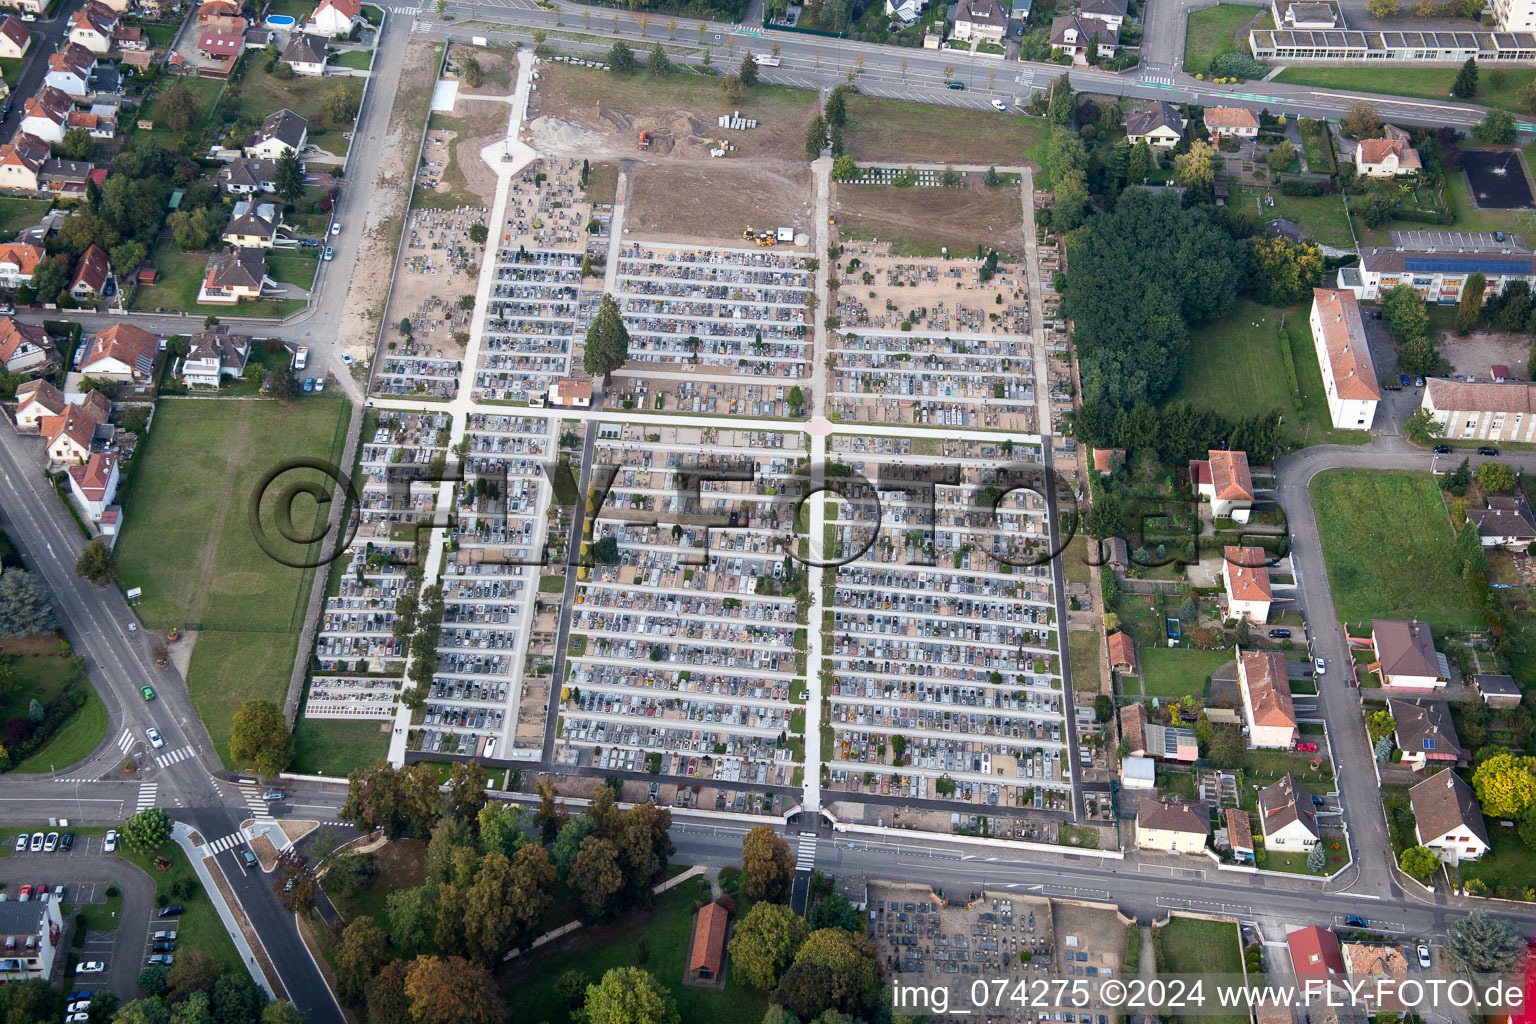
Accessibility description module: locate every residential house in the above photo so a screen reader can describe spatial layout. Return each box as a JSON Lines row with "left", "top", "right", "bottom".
{"left": 196, "top": 245, "right": 271, "bottom": 304}
{"left": 1092, "top": 447, "right": 1124, "bottom": 476}
{"left": 1226, "top": 808, "right": 1255, "bottom": 863}
{"left": 78, "top": 322, "right": 159, "bottom": 381}
{"left": 1205, "top": 107, "right": 1261, "bottom": 138}
{"left": 1472, "top": 673, "right": 1522, "bottom": 708}
{"left": 68, "top": 243, "right": 109, "bottom": 301}
{"left": 1124, "top": 101, "right": 1184, "bottom": 149}
{"left": 1355, "top": 124, "right": 1421, "bottom": 178}
{"left": 97, "top": 505, "right": 122, "bottom": 543}
{"left": 1409, "top": 770, "right": 1489, "bottom": 863}
{"left": 13, "top": 377, "right": 63, "bottom": 429}
{"left": 884, "top": 0, "right": 926, "bottom": 24}
{"left": 0, "top": 14, "right": 30, "bottom": 58}
{"left": 1118, "top": 702, "right": 1197, "bottom": 762}
{"left": 94, "top": 0, "right": 132, "bottom": 11}
{"left": 40, "top": 397, "right": 106, "bottom": 464}
{"left": 20, "top": 87, "right": 73, "bottom": 144}
{"left": 196, "top": 30, "right": 241, "bottom": 61}
{"left": 111, "top": 24, "right": 146, "bottom": 49}
{"left": 1119, "top": 702, "right": 1147, "bottom": 756}
{"left": 953, "top": 0, "right": 1008, "bottom": 42}
{"left": 121, "top": 49, "right": 154, "bottom": 74}
{"left": 1107, "top": 631, "right": 1135, "bottom": 673}
{"left": 1389, "top": 698, "right": 1461, "bottom": 770}
{"left": 0, "top": 242, "right": 43, "bottom": 288}
{"left": 221, "top": 200, "right": 287, "bottom": 248}
{"left": 197, "top": 0, "right": 242, "bottom": 22}
{"left": 66, "top": 451, "right": 117, "bottom": 520}
{"left": 1190, "top": 449, "right": 1255, "bottom": 519}
{"left": 0, "top": 0, "right": 46, "bottom": 15}
{"left": 1049, "top": 12, "right": 1117, "bottom": 59}
{"left": 0, "top": 316, "right": 53, "bottom": 374}
{"left": 1223, "top": 545, "right": 1272, "bottom": 624}
{"left": 245, "top": 108, "right": 307, "bottom": 159}
{"left": 1342, "top": 247, "right": 1536, "bottom": 304}
{"left": 1342, "top": 944, "right": 1409, "bottom": 1012}
{"left": 0, "top": 901, "right": 63, "bottom": 984}
{"left": 217, "top": 157, "right": 279, "bottom": 196}
{"left": 1468, "top": 494, "right": 1536, "bottom": 548}
{"left": 1134, "top": 796, "right": 1209, "bottom": 854}
{"left": 307, "top": 0, "right": 361, "bottom": 36}
{"left": 69, "top": 109, "right": 115, "bottom": 140}
{"left": 1080, "top": 0, "right": 1128, "bottom": 28}
{"left": 547, "top": 379, "right": 592, "bottom": 408}
{"left": 1257, "top": 774, "right": 1319, "bottom": 850}
{"left": 45, "top": 42, "right": 95, "bottom": 96}
{"left": 1422, "top": 379, "right": 1536, "bottom": 443}
{"left": 181, "top": 324, "right": 249, "bottom": 386}
{"left": 685, "top": 902, "right": 728, "bottom": 983}
{"left": 42, "top": 158, "right": 95, "bottom": 196}
{"left": 1369, "top": 619, "right": 1445, "bottom": 689}
{"left": 1121, "top": 755, "right": 1156, "bottom": 790}
{"left": 67, "top": 2, "right": 118, "bottom": 53}
{"left": 1287, "top": 926, "right": 1347, "bottom": 996}
{"left": 0, "top": 132, "right": 47, "bottom": 191}
{"left": 1238, "top": 649, "right": 1298, "bottom": 749}
{"left": 1309, "top": 288, "right": 1380, "bottom": 431}
{"left": 281, "top": 32, "right": 328, "bottom": 74}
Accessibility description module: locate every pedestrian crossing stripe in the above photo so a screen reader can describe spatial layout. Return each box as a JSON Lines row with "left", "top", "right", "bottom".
{"left": 135, "top": 783, "right": 157, "bottom": 812}
{"left": 155, "top": 746, "right": 193, "bottom": 768}
{"left": 795, "top": 836, "right": 816, "bottom": 872}
{"left": 206, "top": 830, "right": 251, "bottom": 855}
{"left": 116, "top": 729, "right": 133, "bottom": 753}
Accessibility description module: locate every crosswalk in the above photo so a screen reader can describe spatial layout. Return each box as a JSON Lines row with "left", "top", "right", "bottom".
{"left": 155, "top": 746, "right": 193, "bottom": 769}
{"left": 135, "top": 783, "right": 157, "bottom": 812}
{"left": 116, "top": 728, "right": 133, "bottom": 754}
{"left": 1143, "top": 75, "right": 1174, "bottom": 86}
{"left": 237, "top": 786, "right": 275, "bottom": 824}
{"left": 795, "top": 834, "right": 817, "bottom": 873}
{"left": 389, "top": 5, "right": 416, "bottom": 12}
{"left": 206, "top": 829, "right": 251, "bottom": 856}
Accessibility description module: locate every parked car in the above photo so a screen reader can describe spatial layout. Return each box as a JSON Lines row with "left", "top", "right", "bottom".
{"left": 152, "top": 939, "right": 175, "bottom": 953}
{"left": 1418, "top": 944, "right": 1431, "bottom": 968}
{"left": 315, "top": 377, "right": 325, "bottom": 393}
{"left": 1345, "top": 915, "right": 1368, "bottom": 928}
{"left": 303, "top": 376, "right": 315, "bottom": 392}
{"left": 141, "top": 685, "right": 156, "bottom": 701}
{"left": 104, "top": 830, "right": 117, "bottom": 853}
{"left": 152, "top": 931, "right": 177, "bottom": 942}
{"left": 1314, "top": 657, "right": 1326, "bottom": 674}
{"left": 28, "top": 832, "right": 42, "bottom": 852}
{"left": 1414, "top": 377, "right": 1425, "bottom": 387}
{"left": 1433, "top": 445, "right": 1453, "bottom": 454}
{"left": 53, "top": 885, "right": 64, "bottom": 901}
{"left": 1478, "top": 446, "right": 1499, "bottom": 456}
{"left": 13, "top": 835, "right": 25, "bottom": 853}
{"left": 147, "top": 955, "right": 173, "bottom": 966}
{"left": 990, "top": 98, "right": 1007, "bottom": 110}
{"left": 1295, "top": 741, "right": 1318, "bottom": 753}
{"left": 158, "top": 905, "right": 184, "bottom": 917}
{"left": 1268, "top": 628, "right": 1291, "bottom": 639}
{"left": 43, "top": 833, "right": 57, "bottom": 853}
{"left": 331, "top": 222, "right": 341, "bottom": 235}
{"left": 146, "top": 727, "right": 164, "bottom": 749}
{"left": 60, "top": 833, "right": 74, "bottom": 852}
{"left": 340, "top": 352, "right": 353, "bottom": 366}
{"left": 946, "top": 80, "right": 965, "bottom": 89}
{"left": 77, "top": 962, "right": 106, "bottom": 974}
{"left": 19, "top": 885, "right": 31, "bottom": 901}
{"left": 323, "top": 246, "right": 334, "bottom": 261}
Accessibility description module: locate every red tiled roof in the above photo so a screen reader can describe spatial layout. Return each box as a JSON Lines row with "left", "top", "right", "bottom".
{"left": 1240, "top": 649, "right": 1296, "bottom": 730}
{"left": 1312, "top": 288, "right": 1381, "bottom": 403}
{"left": 1107, "top": 631, "right": 1135, "bottom": 668}
{"left": 66, "top": 451, "right": 115, "bottom": 499}
{"left": 1205, "top": 106, "right": 1260, "bottom": 129}
{"left": 688, "top": 902, "right": 728, "bottom": 975}
{"left": 1208, "top": 450, "right": 1253, "bottom": 501}
{"left": 0, "top": 316, "right": 51, "bottom": 364}
{"left": 1287, "top": 926, "right": 1345, "bottom": 987}
{"left": 1224, "top": 545, "right": 1272, "bottom": 603}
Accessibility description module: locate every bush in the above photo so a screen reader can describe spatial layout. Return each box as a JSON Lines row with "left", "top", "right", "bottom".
{"left": 1280, "top": 179, "right": 1324, "bottom": 197}
{"left": 1211, "top": 52, "right": 1267, "bottom": 78}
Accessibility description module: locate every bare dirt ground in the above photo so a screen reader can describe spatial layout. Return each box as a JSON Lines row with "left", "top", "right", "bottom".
{"left": 625, "top": 161, "right": 814, "bottom": 246}
{"left": 341, "top": 39, "right": 442, "bottom": 360}
{"left": 525, "top": 62, "right": 817, "bottom": 163}
{"left": 1439, "top": 329, "right": 1530, "bottom": 379}
{"left": 833, "top": 176, "right": 1025, "bottom": 257}
{"left": 419, "top": 97, "right": 514, "bottom": 210}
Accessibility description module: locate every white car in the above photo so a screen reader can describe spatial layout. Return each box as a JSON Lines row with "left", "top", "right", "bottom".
{"left": 20, "top": 12, "right": 35, "bottom": 20}
{"left": 77, "top": 961, "right": 106, "bottom": 974}
{"left": 146, "top": 727, "right": 164, "bottom": 749}
{"left": 104, "top": 830, "right": 117, "bottom": 853}
{"left": 28, "top": 832, "right": 42, "bottom": 852}
{"left": 127, "top": 623, "right": 136, "bottom": 632}
{"left": 1314, "top": 657, "right": 1326, "bottom": 674}
{"left": 12, "top": 834, "right": 25, "bottom": 853}
{"left": 331, "top": 222, "right": 341, "bottom": 235}
{"left": 990, "top": 98, "right": 1007, "bottom": 111}
{"left": 1418, "top": 944, "right": 1431, "bottom": 968}
{"left": 340, "top": 352, "right": 353, "bottom": 366}
{"left": 69, "top": 1014, "right": 89, "bottom": 1023}
{"left": 43, "top": 832, "right": 57, "bottom": 852}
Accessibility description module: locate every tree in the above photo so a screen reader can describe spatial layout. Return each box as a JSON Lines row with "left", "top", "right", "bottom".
{"left": 159, "top": 84, "right": 204, "bottom": 132}
{"left": 741, "top": 826, "right": 794, "bottom": 903}
{"left": 169, "top": 207, "right": 218, "bottom": 251}
{"left": 1446, "top": 910, "right": 1525, "bottom": 974}
{"left": 740, "top": 52, "right": 759, "bottom": 86}
{"left": 1308, "top": 841, "right": 1327, "bottom": 873}
{"left": 260, "top": 1004, "right": 306, "bottom": 1024}
{"left": 57, "top": 127, "right": 93, "bottom": 161}
{"left": 1367, "top": 0, "right": 1400, "bottom": 16}
{"left": 341, "top": 760, "right": 444, "bottom": 838}
{"left": 1047, "top": 73, "right": 1074, "bottom": 125}
{"left": 123, "top": 809, "right": 175, "bottom": 853}
{"left": 1245, "top": 236, "right": 1324, "bottom": 306}
{"left": 569, "top": 835, "right": 625, "bottom": 919}
{"left": 75, "top": 538, "right": 118, "bottom": 585}
{"left": 273, "top": 150, "right": 305, "bottom": 204}
{"left": 1403, "top": 408, "right": 1444, "bottom": 445}
{"left": 0, "top": 570, "right": 56, "bottom": 637}
{"left": 443, "top": 760, "right": 486, "bottom": 823}
{"left": 385, "top": 885, "right": 436, "bottom": 955}
{"left": 1383, "top": 282, "right": 1429, "bottom": 341}
{"left": 272, "top": 848, "right": 316, "bottom": 914}
{"left": 1472, "top": 752, "right": 1536, "bottom": 818}
{"left": 167, "top": 949, "right": 222, "bottom": 996}
{"left": 730, "top": 901, "right": 810, "bottom": 990}
{"left": 28, "top": 255, "right": 69, "bottom": 303}
{"left": 1267, "top": 139, "right": 1297, "bottom": 175}
{"left": 461, "top": 54, "right": 484, "bottom": 88}
{"left": 110, "top": 240, "right": 148, "bottom": 280}
{"left": 1366, "top": 710, "right": 1397, "bottom": 743}
{"left": 583, "top": 293, "right": 630, "bottom": 378}
{"left": 722, "top": 73, "right": 744, "bottom": 104}
{"left": 791, "top": 928, "right": 883, "bottom": 1017}
{"left": 1340, "top": 101, "right": 1384, "bottom": 139}
{"left": 326, "top": 84, "right": 359, "bottom": 124}
{"left": 1094, "top": 693, "right": 1113, "bottom": 722}
{"left": 333, "top": 916, "right": 390, "bottom": 1004}
{"left": 1474, "top": 108, "right": 1517, "bottom": 145}
{"left": 1374, "top": 735, "right": 1394, "bottom": 762}
{"left": 228, "top": 699, "right": 293, "bottom": 777}
{"left": 1476, "top": 460, "right": 1518, "bottom": 493}
{"left": 830, "top": 154, "right": 859, "bottom": 181}
{"left": 1452, "top": 57, "right": 1479, "bottom": 99}
{"left": 608, "top": 40, "right": 637, "bottom": 74}
{"left": 642, "top": 42, "right": 668, "bottom": 76}
{"left": 402, "top": 956, "right": 502, "bottom": 1024}
{"left": 1399, "top": 845, "right": 1439, "bottom": 880}
{"left": 533, "top": 777, "right": 568, "bottom": 844}
{"left": 805, "top": 114, "right": 826, "bottom": 158}
{"left": 1126, "top": 138, "right": 1153, "bottom": 184}
{"left": 1458, "top": 271, "right": 1488, "bottom": 333}
{"left": 1173, "top": 139, "right": 1215, "bottom": 190}
{"left": 582, "top": 967, "right": 680, "bottom": 1024}
{"left": 461, "top": 848, "right": 545, "bottom": 964}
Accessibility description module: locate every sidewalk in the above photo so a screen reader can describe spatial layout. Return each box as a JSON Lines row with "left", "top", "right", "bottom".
{"left": 171, "top": 822, "right": 281, "bottom": 1000}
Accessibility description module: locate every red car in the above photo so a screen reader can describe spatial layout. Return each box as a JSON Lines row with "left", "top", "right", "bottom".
{"left": 1295, "top": 741, "right": 1318, "bottom": 753}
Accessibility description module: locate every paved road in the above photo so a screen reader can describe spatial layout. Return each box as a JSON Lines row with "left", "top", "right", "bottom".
{"left": 0, "top": 0, "right": 88, "bottom": 142}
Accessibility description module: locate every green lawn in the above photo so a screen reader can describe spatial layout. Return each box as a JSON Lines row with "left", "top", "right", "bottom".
{"left": 1139, "top": 646, "right": 1232, "bottom": 698}
{"left": 188, "top": 632, "right": 300, "bottom": 767}
{"left": 210, "top": 65, "right": 361, "bottom": 157}
{"left": 1231, "top": 186, "right": 1355, "bottom": 248}
{"left": 2, "top": 654, "right": 107, "bottom": 775}
{"left": 290, "top": 716, "right": 390, "bottom": 777}
{"left": 137, "top": 75, "right": 225, "bottom": 150}
{"left": 12, "top": 680, "right": 107, "bottom": 774}
{"left": 131, "top": 239, "right": 306, "bottom": 318}
{"left": 1458, "top": 822, "right": 1536, "bottom": 899}
{"left": 1310, "top": 470, "right": 1483, "bottom": 629}
{"left": 1157, "top": 916, "right": 1245, "bottom": 1024}
{"left": 119, "top": 841, "right": 249, "bottom": 980}
{"left": 0, "top": 196, "right": 50, "bottom": 238}
{"left": 1063, "top": 534, "right": 1091, "bottom": 585}
{"left": 64, "top": 886, "right": 122, "bottom": 934}
{"left": 843, "top": 95, "right": 1046, "bottom": 167}
{"left": 505, "top": 875, "right": 768, "bottom": 1024}
{"left": 1069, "top": 630, "right": 1102, "bottom": 693}
{"left": 267, "top": 251, "right": 320, "bottom": 290}
{"left": 330, "top": 49, "right": 372, "bottom": 69}
{"left": 1183, "top": 3, "right": 1266, "bottom": 76}
{"left": 1274, "top": 66, "right": 1536, "bottom": 112}
{"left": 1265, "top": 832, "right": 1350, "bottom": 874}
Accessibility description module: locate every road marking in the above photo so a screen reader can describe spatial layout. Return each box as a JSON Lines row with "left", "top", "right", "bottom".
{"left": 135, "top": 783, "right": 157, "bottom": 812}
{"left": 795, "top": 834, "right": 817, "bottom": 872}
{"left": 154, "top": 746, "right": 193, "bottom": 768}
{"left": 206, "top": 830, "right": 251, "bottom": 855}
{"left": 115, "top": 728, "right": 133, "bottom": 753}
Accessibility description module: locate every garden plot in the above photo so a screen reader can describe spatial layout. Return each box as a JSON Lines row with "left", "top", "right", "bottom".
{"left": 823, "top": 435, "right": 1071, "bottom": 810}
{"left": 554, "top": 423, "right": 809, "bottom": 792}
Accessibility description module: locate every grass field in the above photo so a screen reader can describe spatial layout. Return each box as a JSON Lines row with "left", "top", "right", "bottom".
{"left": 188, "top": 632, "right": 300, "bottom": 767}
{"left": 267, "top": 251, "right": 320, "bottom": 290}
{"left": 211, "top": 65, "right": 362, "bottom": 157}
{"left": 290, "top": 716, "right": 390, "bottom": 776}
{"left": 503, "top": 874, "right": 768, "bottom": 1024}
{"left": 1274, "top": 66, "right": 1536, "bottom": 113}
{"left": 137, "top": 75, "right": 225, "bottom": 150}
{"left": 1311, "top": 470, "right": 1483, "bottom": 629}
{"left": 1063, "top": 534, "right": 1092, "bottom": 585}
{"left": 120, "top": 841, "right": 248, "bottom": 980}
{"left": 13, "top": 682, "right": 106, "bottom": 773}
{"left": 0, "top": 196, "right": 50, "bottom": 237}
{"left": 843, "top": 96, "right": 1047, "bottom": 166}
{"left": 1183, "top": 3, "right": 1266, "bottom": 76}
{"left": 1069, "top": 630, "right": 1102, "bottom": 692}
{"left": 1458, "top": 823, "right": 1536, "bottom": 899}
{"left": 1157, "top": 916, "right": 1245, "bottom": 1024}
{"left": 3, "top": 654, "right": 106, "bottom": 773}
{"left": 330, "top": 49, "right": 373, "bottom": 69}
{"left": 131, "top": 239, "right": 306, "bottom": 317}
{"left": 1230, "top": 186, "right": 1355, "bottom": 248}
{"left": 1139, "top": 646, "right": 1231, "bottom": 698}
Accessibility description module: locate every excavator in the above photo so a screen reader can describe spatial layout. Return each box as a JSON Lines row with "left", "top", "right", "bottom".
{"left": 637, "top": 130, "right": 652, "bottom": 150}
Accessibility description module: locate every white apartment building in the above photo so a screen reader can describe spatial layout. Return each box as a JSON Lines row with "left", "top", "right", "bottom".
{"left": 1309, "top": 288, "right": 1380, "bottom": 431}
